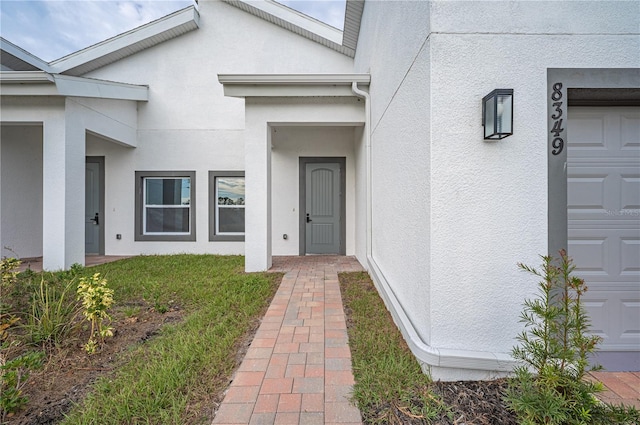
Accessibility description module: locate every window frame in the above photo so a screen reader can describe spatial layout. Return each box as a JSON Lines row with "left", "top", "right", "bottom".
{"left": 135, "top": 171, "right": 196, "bottom": 241}
{"left": 209, "top": 171, "right": 245, "bottom": 241}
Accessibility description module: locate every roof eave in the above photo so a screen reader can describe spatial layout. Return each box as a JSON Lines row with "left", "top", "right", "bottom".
{"left": 49, "top": 6, "right": 200, "bottom": 76}
{"left": 0, "top": 71, "right": 54, "bottom": 83}
{"left": 218, "top": 73, "right": 370, "bottom": 97}
{"left": 222, "top": 0, "right": 356, "bottom": 58}
{"left": 0, "top": 38, "right": 52, "bottom": 72}
{"left": 0, "top": 72, "right": 148, "bottom": 101}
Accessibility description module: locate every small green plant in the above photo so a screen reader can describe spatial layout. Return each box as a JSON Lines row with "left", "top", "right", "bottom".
{"left": 26, "top": 277, "right": 79, "bottom": 346}
{"left": 505, "top": 250, "right": 639, "bottom": 424}
{"left": 0, "top": 349, "right": 45, "bottom": 423}
{"left": 77, "top": 273, "right": 114, "bottom": 354}
{"left": 1, "top": 257, "right": 21, "bottom": 314}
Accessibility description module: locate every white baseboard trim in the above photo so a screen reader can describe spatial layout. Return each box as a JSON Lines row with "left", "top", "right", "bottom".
{"left": 365, "top": 255, "right": 518, "bottom": 381}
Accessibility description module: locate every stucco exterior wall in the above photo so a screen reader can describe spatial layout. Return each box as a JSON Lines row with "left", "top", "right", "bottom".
{"left": 428, "top": 0, "right": 639, "bottom": 358}
{"left": 82, "top": 0, "right": 355, "bottom": 257}
{"left": 354, "top": 0, "right": 433, "bottom": 346}
{"left": 0, "top": 125, "right": 43, "bottom": 258}
{"left": 354, "top": 0, "right": 640, "bottom": 379}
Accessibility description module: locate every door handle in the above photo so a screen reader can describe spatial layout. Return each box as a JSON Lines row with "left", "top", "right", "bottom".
{"left": 92, "top": 212, "right": 99, "bottom": 225}
{"left": 306, "top": 213, "right": 312, "bottom": 223}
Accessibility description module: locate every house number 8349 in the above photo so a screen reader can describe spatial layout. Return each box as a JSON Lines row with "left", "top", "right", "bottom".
{"left": 550, "top": 82, "right": 564, "bottom": 155}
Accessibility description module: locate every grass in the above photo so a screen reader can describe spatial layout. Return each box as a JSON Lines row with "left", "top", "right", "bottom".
{"left": 339, "top": 271, "right": 450, "bottom": 424}
{"left": 54, "top": 254, "right": 281, "bottom": 425}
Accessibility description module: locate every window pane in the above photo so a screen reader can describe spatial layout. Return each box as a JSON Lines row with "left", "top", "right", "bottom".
{"left": 217, "top": 177, "right": 245, "bottom": 205}
{"left": 219, "top": 208, "right": 245, "bottom": 233}
{"left": 146, "top": 178, "right": 190, "bottom": 205}
{"left": 146, "top": 207, "right": 189, "bottom": 233}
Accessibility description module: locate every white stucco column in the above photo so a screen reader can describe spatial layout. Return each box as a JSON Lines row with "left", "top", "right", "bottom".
{"left": 244, "top": 107, "right": 272, "bottom": 272}
{"left": 42, "top": 107, "right": 85, "bottom": 270}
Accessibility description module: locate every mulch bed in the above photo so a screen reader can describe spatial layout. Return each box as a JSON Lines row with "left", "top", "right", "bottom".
{"left": 430, "top": 379, "right": 518, "bottom": 424}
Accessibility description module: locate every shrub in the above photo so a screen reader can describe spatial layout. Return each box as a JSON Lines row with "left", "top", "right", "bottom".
{"left": 505, "top": 250, "right": 639, "bottom": 424}
{"left": 77, "top": 273, "right": 114, "bottom": 354}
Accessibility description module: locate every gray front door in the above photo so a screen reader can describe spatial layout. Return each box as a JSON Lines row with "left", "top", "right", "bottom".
{"left": 305, "top": 162, "right": 341, "bottom": 254}
{"left": 85, "top": 158, "right": 104, "bottom": 255}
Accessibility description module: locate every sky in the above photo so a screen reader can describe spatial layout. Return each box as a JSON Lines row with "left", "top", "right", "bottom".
{"left": 0, "top": 0, "right": 346, "bottom": 62}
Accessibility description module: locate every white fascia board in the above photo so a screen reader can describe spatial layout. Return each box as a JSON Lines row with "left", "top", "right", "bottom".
{"left": 218, "top": 73, "right": 370, "bottom": 97}
{"left": 0, "top": 71, "right": 54, "bottom": 83}
{"left": 0, "top": 72, "right": 148, "bottom": 101}
{"left": 53, "top": 75, "right": 149, "bottom": 101}
{"left": 49, "top": 6, "right": 200, "bottom": 74}
{"left": 0, "top": 38, "right": 51, "bottom": 72}
{"left": 228, "top": 0, "right": 342, "bottom": 44}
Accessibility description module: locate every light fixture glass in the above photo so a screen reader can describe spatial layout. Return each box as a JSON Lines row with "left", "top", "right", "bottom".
{"left": 482, "top": 89, "right": 513, "bottom": 140}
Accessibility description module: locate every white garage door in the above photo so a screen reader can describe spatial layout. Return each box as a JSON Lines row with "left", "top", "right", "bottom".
{"left": 568, "top": 106, "right": 640, "bottom": 371}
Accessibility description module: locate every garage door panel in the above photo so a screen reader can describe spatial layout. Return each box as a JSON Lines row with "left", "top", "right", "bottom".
{"left": 567, "top": 236, "right": 607, "bottom": 275}
{"left": 620, "top": 174, "right": 640, "bottom": 209}
{"left": 621, "top": 113, "right": 640, "bottom": 150}
{"left": 621, "top": 299, "right": 640, "bottom": 341}
{"left": 621, "top": 238, "right": 640, "bottom": 276}
{"left": 582, "top": 289, "right": 640, "bottom": 349}
{"left": 567, "top": 174, "right": 606, "bottom": 210}
{"left": 569, "top": 114, "right": 606, "bottom": 149}
{"left": 568, "top": 166, "right": 639, "bottom": 219}
{"left": 569, "top": 228, "right": 639, "bottom": 282}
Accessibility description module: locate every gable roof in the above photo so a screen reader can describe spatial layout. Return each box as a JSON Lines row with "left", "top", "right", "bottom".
{"left": 49, "top": 6, "right": 200, "bottom": 76}
{"left": 1, "top": 38, "right": 52, "bottom": 72}
{"left": 222, "top": 0, "right": 363, "bottom": 57}
{"left": 1, "top": 1, "right": 362, "bottom": 78}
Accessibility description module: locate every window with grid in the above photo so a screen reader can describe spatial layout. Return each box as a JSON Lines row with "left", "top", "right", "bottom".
{"left": 209, "top": 171, "right": 244, "bottom": 241}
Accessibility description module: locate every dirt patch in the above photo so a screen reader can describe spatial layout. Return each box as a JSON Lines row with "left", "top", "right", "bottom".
{"left": 6, "top": 301, "right": 183, "bottom": 425}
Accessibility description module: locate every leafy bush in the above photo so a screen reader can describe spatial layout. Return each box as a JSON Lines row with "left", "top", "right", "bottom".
{"left": 77, "top": 273, "right": 114, "bottom": 354}
{"left": 505, "top": 250, "right": 639, "bottom": 424}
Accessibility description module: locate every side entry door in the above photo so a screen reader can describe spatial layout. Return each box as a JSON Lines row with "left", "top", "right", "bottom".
{"left": 85, "top": 157, "right": 104, "bottom": 255}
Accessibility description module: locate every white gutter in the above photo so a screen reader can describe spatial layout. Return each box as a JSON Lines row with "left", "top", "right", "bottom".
{"left": 0, "top": 72, "right": 148, "bottom": 101}
{"left": 219, "top": 73, "right": 370, "bottom": 85}
{"left": 0, "top": 71, "right": 54, "bottom": 83}
{"left": 351, "top": 82, "right": 517, "bottom": 380}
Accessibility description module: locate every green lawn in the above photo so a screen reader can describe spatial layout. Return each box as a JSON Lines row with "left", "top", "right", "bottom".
{"left": 339, "top": 271, "right": 450, "bottom": 424}
{"left": 56, "top": 255, "right": 281, "bottom": 425}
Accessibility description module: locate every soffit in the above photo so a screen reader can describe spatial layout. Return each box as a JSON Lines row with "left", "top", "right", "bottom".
{"left": 222, "top": 0, "right": 363, "bottom": 58}
{"left": 0, "top": 38, "right": 51, "bottom": 72}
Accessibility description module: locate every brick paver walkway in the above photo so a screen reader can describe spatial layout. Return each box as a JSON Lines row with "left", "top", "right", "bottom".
{"left": 212, "top": 255, "right": 364, "bottom": 425}
{"left": 587, "top": 371, "right": 640, "bottom": 409}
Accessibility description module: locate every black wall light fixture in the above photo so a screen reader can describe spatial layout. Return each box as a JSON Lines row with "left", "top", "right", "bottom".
{"left": 482, "top": 89, "right": 513, "bottom": 140}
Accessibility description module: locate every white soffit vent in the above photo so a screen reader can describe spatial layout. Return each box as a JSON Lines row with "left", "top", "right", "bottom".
{"left": 49, "top": 6, "right": 200, "bottom": 76}
{"left": 343, "top": 0, "right": 363, "bottom": 51}
{"left": 222, "top": 0, "right": 358, "bottom": 57}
